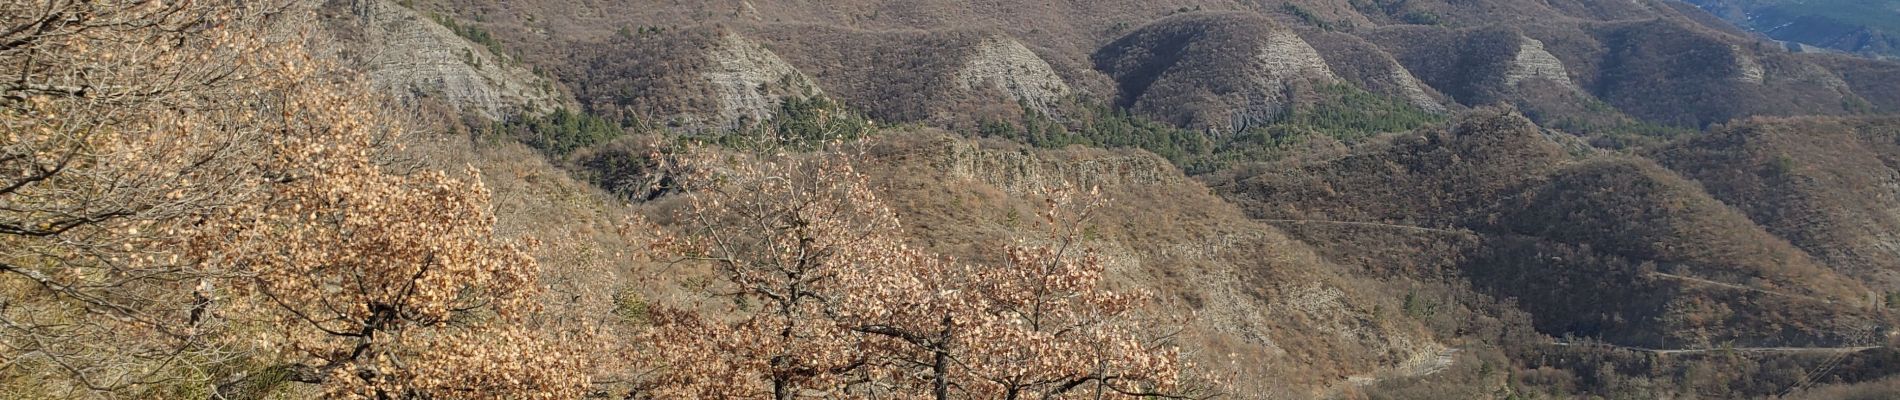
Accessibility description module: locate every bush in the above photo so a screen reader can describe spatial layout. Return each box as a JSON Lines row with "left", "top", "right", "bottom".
{"left": 496, "top": 108, "right": 626, "bottom": 156}
{"left": 972, "top": 101, "right": 1211, "bottom": 165}
{"left": 430, "top": 13, "right": 510, "bottom": 63}
{"left": 976, "top": 86, "right": 1442, "bottom": 174}
{"left": 1401, "top": 11, "right": 1442, "bottom": 25}
{"left": 705, "top": 96, "right": 876, "bottom": 149}
{"left": 1767, "top": 153, "right": 1799, "bottom": 176}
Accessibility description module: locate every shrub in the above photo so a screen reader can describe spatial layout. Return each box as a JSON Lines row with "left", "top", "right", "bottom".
{"left": 497, "top": 108, "right": 626, "bottom": 156}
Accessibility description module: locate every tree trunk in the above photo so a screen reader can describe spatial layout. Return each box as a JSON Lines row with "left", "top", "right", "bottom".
{"left": 934, "top": 314, "right": 954, "bottom": 400}
{"left": 933, "top": 349, "right": 950, "bottom": 400}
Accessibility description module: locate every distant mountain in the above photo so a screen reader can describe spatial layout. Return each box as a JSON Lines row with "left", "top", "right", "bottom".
{"left": 398, "top": 0, "right": 1897, "bottom": 136}
{"left": 1686, "top": 0, "right": 1900, "bottom": 58}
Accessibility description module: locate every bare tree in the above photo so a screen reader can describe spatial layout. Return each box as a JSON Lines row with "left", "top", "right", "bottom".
{"left": 2, "top": 0, "right": 293, "bottom": 396}
{"left": 639, "top": 150, "right": 886, "bottom": 399}
{"left": 640, "top": 148, "right": 1195, "bottom": 399}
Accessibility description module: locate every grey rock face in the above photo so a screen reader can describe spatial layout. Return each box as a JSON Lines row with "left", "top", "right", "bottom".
{"left": 699, "top": 32, "right": 822, "bottom": 131}
{"left": 1731, "top": 45, "right": 1767, "bottom": 84}
{"left": 1391, "top": 67, "right": 1451, "bottom": 114}
{"left": 1504, "top": 36, "right": 1581, "bottom": 91}
{"left": 1219, "top": 30, "right": 1342, "bottom": 135}
{"left": 323, "top": 0, "right": 569, "bottom": 120}
{"left": 956, "top": 36, "right": 1072, "bottom": 115}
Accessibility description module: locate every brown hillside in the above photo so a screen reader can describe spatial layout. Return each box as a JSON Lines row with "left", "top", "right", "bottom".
{"left": 1092, "top": 13, "right": 1345, "bottom": 135}
{"left": 854, "top": 132, "right": 1447, "bottom": 396}
{"left": 1486, "top": 157, "right": 1882, "bottom": 346}
{"left": 749, "top": 26, "right": 1081, "bottom": 127}
{"left": 1589, "top": 18, "right": 1863, "bottom": 127}
{"left": 1205, "top": 110, "right": 1570, "bottom": 225}
{"left": 1207, "top": 110, "right": 1889, "bottom": 348}
{"left": 1654, "top": 116, "right": 1900, "bottom": 291}
{"left": 1812, "top": 55, "right": 1900, "bottom": 113}
{"left": 1295, "top": 29, "right": 1455, "bottom": 114}
{"left": 402, "top": 0, "right": 1900, "bottom": 136}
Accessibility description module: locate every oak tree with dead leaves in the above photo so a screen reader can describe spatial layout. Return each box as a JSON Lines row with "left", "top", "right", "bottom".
{"left": 639, "top": 148, "right": 1194, "bottom": 399}
{"left": 1, "top": 1, "right": 590, "bottom": 398}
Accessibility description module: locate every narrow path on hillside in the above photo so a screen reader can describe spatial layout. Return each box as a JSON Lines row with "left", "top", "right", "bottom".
{"left": 1550, "top": 341, "right": 1881, "bottom": 355}
{"left": 1257, "top": 219, "right": 1475, "bottom": 236}
{"left": 1645, "top": 271, "right": 1836, "bottom": 305}
{"left": 1331, "top": 347, "right": 1463, "bottom": 394}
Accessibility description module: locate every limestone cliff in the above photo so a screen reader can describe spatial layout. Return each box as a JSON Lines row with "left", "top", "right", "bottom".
{"left": 699, "top": 32, "right": 823, "bottom": 130}
{"left": 319, "top": 0, "right": 569, "bottom": 120}
{"left": 1504, "top": 36, "right": 1583, "bottom": 93}
{"left": 1731, "top": 45, "right": 1767, "bottom": 84}
{"left": 955, "top": 36, "right": 1073, "bottom": 115}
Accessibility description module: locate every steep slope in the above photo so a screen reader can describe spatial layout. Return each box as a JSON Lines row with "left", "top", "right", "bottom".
{"left": 1295, "top": 30, "right": 1454, "bottom": 114}
{"left": 751, "top": 27, "right": 1075, "bottom": 127}
{"left": 1654, "top": 117, "right": 1900, "bottom": 293}
{"left": 1208, "top": 111, "right": 1571, "bottom": 226}
{"left": 1589, "top": 19, "right": 1865, "bottom": 127}
{"left": 1483, "top": 157, "right": 1879, "bottom": 346}
{"left": 1207, "top": 110, "right": 1890, "bottom": 348}
{"left": 1812, "top": 55, "right": 1900, "bottom": 112}
{"left": 1093, "top": 13, "right": 1345, "bottom": 136}
{"left": 558, "top": 27, "right": 822, "bottom": 131}
{"left": 859, "top": 132, "right": 1445, "bottom": 396}
{"left": 316, "top": 0, "right": 570, "bottom": 120}
{"left": 1364, "top": 25, "right": 1621, "bottom": 129}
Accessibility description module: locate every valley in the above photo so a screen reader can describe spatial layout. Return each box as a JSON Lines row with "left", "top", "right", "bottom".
{"left": 8, "top": 0, "right": 1900, "bottom": 398}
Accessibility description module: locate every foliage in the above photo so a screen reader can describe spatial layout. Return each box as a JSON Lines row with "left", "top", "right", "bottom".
{"left": 430, "top": 13, "right": 510, "bottom": 63}
{"left": 1, "top": 2, "right": 591, "bottom": 397}
{"left": 1273, "top": 84, "right": 1445, "bottom": 142}
{"left": 1280, "top": 4, "right": 1335, "bottom": 30}
{"left": 635, "top": 150, "right": 1196, "bottom": 399}
{"left": 978, "top": 86, "right": 1441, "bottom": 174}
{"left": 1546, "top": 116, "right": 1698, "bottom": 150}
{"left": 496, "top": 108, "right": 626, "bottom": 156}
{"left": 702, "top": 96, "right": 877, "bottom": 150}
{"left": 1401, "top": 11, "right": 1442, "bottom": 25}
{"left": 573, "top": 138, "right": 673, "bottom": 201}
{"left": 1194, "top": 82, "right": 1448, "bottom": 170}
{"left": 2, "top": 1, "right": 292, "bottom": 396}
{"left": 1767, "top": 153, "right": 1799, "bottom": 176}
{"left": 976, "top": 102, "right": 1211, "bottom": 165}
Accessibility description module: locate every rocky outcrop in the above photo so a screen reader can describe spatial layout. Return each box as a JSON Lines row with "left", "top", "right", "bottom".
{"left": 1731, "top": 45, "right": 1767, "bottom": 84}
{"left": 1220, "top": 30, "right": 1344, "bottom": 132}
{"left": 1392, "top": 67, "right": 1450, "bottom": 114}
{"left": 701, "top": 32, "right": 822, "bottom": 130}
{"left": 1504, "top": 36, "right": 1581, "bottom": 91}
{"left": 956, "top": 36, "right": 1072, "bottom": 114}
{"left": 320, "top": 0, "right": 568, "bottom": 120}
{"left": 1256, "top": 30, "right": 1343, "bottom": 86}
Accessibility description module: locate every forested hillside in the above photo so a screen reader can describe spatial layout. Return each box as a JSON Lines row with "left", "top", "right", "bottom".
{"left": 8, "top": 0, "right": 1900, "bottom": 399}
